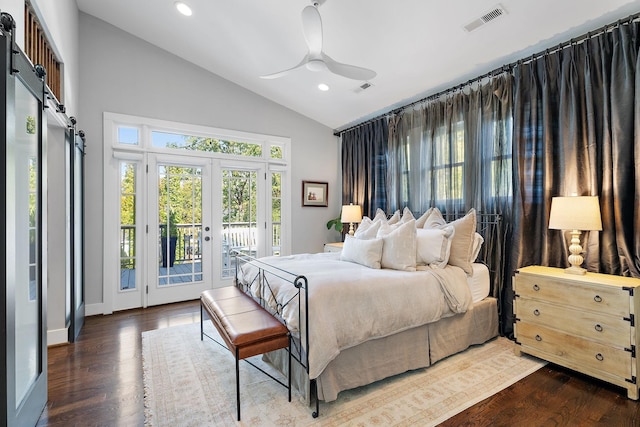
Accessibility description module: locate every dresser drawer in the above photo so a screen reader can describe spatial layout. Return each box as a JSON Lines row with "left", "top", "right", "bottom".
{"left": 515, "top": 274, "right": 630, "bottom": 317}
{"left": 516, "top": 321, "right": 633, "bottom": 380}
{"left": 515, "top": 297, "right": 631, "bottom": 348}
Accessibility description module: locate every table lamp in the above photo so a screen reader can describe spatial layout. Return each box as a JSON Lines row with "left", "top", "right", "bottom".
{"left": 548, "top": 196, "right": 602, "bottom": 275}
{"left": 341, "top": 204, "right": 362, "bottom": 236}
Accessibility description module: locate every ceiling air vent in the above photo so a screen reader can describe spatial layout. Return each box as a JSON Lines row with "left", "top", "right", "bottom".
{"left": 463, "top": 4, "right": 506, "bottom": 33}
{"left": 354, "top": 82, "right": 373, "bottom": 94}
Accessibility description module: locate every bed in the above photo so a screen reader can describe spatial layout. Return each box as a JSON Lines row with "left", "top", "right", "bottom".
{"left": 233, "top": 208, "right": 503, "bottom": 416}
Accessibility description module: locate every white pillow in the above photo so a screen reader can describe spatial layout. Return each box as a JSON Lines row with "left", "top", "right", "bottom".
{"left": 377, "top": 219, "right": 417, "bottom": 271}
{"left": 415, "top": 208, "right": 434, "bottom": 228}
{"left": 387, "top": 209, "right": 401, "bottom": 224}
{"left": 416, "top": 226, "right": 455, "bottom": 268}
{"left": 354, "top": 217, "right": 382, "bottom": 239}
{"left": 424, "top": 208, "right": 477, "bottom": 275}
{"left": 374, "top": 208, "right": 387, "bottom": 222}
{"left": 398, "top": 207, "right": 415, "bottom": 224}
{"left": 340, "top": 235, "right": 383, "bottom": 269}
{"left": 469, "top": 232, "right": 484, "bottom": 262}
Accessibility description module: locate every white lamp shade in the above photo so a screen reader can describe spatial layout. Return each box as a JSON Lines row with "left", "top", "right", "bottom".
{"left": 341, "top": 204, "right": 362, "bottom": 223}
{"left": 549, "top": 196, "right": 602, "bottom": 231}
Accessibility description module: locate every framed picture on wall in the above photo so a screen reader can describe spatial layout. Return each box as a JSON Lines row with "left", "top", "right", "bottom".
{"left": 302, "top": 181, "right": 328, "bottom": 207}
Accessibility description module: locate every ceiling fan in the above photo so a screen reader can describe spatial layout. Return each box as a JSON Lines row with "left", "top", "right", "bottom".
{"left": 260, "top": 1, "right": 376, "bottom": 81}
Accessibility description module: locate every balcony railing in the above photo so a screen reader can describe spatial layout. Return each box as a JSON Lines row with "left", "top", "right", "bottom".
{"left": 119, "top": 222, "right": 281, "bottom": 268}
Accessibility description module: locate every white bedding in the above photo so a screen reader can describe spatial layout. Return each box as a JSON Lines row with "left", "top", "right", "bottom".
{"left": 468, "top": 263, "right": 490, "bottom": 302}
{"left": 237, "top": 252, "right": 473, "bottom": 379}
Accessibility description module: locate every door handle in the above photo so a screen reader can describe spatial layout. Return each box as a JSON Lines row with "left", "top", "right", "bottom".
{"left": 204, "top": 236, "right": 210, "bottom": 241}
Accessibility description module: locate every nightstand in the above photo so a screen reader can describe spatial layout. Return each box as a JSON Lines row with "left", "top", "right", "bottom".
{"left": 323, "top": 242, "right": 344, "bottom": 253}
{"left": 513, "top": 265, "right": 640, "bottom": 400}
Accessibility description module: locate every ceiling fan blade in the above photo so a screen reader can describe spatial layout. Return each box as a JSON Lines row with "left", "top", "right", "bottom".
{"left": 322, "top": 53, "right": 377, "bottom": 80}
{"left": 301, "top": 5, "right": 323, "bottom": 57}
{"left": 259, "top": 55, "right": 310, "bottom": 79}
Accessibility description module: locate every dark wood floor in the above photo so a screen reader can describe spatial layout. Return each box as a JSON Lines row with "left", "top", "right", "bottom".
{"left": 38, "top": 300, "right": 640, "bottom": 426}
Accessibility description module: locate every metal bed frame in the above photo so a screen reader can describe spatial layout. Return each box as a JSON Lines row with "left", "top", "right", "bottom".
{"left": 232, "top": 212, "right": 503, "bottom": 418}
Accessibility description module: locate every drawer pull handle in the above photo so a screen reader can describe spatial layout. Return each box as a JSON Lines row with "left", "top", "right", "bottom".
{"left": 594, "top": 324, "right": 603, "bottom": 332}
{"left": 594, "top": 295, "right": 603, "bottom": 303}
{"left": 535, "top": 335, "right": 542, "bottom": 342}
{"left": 533, "top": 309, "right": 540, "bottom": 316}
{"left": 533, "top": 284, "right": 540, "bottom": 291}
{"left": 595, "top": 353, "right": 604, "bottom": 362}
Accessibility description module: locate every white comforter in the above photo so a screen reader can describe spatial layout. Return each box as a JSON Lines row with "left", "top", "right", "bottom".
{"left": 237, "top": 252, "right": 472, "bottom": 379}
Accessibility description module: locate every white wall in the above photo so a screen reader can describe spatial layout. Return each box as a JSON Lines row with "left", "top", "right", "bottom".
{"left": 78, "top": 13, "right": 341, "bottom": 310}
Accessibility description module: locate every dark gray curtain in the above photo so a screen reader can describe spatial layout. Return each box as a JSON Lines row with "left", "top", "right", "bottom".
{"left": 341, "top": 119, "right": 388, "bottom": 217}
{"left": 508, "top": 21, "right": 640, "bottom": 336}
{"left": 386, "top": 76, "right": 513, "bottom": 328}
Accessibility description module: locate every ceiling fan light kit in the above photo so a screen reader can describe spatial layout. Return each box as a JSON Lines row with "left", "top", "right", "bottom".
{"left": 260, "top": 2, "right": 376, "bottom": 81}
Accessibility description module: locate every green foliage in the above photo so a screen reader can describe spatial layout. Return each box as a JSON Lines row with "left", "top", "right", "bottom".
{"left": 161, "top": 210, "right": 179, "bottom": 237}
{"left": 326, "top": 216, "right": 343, "bottom": 233}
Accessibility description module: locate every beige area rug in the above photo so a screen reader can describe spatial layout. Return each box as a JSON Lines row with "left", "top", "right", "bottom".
{"left": 142, "top": 323, "right": 545, "bottom": 426}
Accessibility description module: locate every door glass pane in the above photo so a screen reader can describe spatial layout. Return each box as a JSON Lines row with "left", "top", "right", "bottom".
{"left": 271, "top": 172, "right": 281, "bottom": 256}
{"left": 11, "top": 78, "right": 40, "bottom": 406}
{"left": 221, "top": 169, "right": 257, "bottom": 278}
{"left": 74, "top": 144, "right": 84, "bottom": 309}
{"left": 158, "top": 165, "right": 202, "bottom": 285}
{"left": 120, "top": 162, "right": 137, "bottom": 291}
{"left": 65, "top": 135, "right": 71, "bottom": 324}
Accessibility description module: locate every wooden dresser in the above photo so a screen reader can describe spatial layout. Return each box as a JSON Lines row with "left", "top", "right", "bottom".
{"left": 513, "top": 265, "right": 640, "bottom": 400}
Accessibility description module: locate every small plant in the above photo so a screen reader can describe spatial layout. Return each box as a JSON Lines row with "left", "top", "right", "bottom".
{"left": 162, "top": 210, "right": 179, "bottom": 238}
{"left": 326, "top": 216, "right": 343, "bottom": 233}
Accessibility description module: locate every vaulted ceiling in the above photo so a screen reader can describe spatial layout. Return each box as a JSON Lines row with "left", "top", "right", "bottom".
{"left": 75, "top": 0, "right": 640, "bottom": 130}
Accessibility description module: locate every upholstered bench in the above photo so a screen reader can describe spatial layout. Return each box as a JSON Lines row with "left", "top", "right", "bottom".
{"left": 200, "top": 286, "right": 291, "bottom": 421}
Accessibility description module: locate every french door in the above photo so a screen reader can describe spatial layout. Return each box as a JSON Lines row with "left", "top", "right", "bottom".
{"left": 114, "top": 156, "right": 283, "bottom": 309}
{"left": 146, "top": 156, "right": 213, "bottom": 306}
{"left": 107, "top": 114, "right": 290, "bottom": 312}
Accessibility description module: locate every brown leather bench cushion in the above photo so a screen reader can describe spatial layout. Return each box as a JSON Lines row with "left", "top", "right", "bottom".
{"left": 201, "top": 287, "right": 289, "bottom": 360}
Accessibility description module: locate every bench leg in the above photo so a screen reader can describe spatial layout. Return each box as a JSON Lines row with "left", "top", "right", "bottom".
{"left": 236, "top": 348, "right": 241, "bottom": 421}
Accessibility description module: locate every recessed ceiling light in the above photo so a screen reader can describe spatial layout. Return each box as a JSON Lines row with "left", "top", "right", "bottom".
{"left": 175, "top": 2, "right": 193, "bottom": 16}
{"left": 318, "top": 83, "right": 329, "bottom": 91}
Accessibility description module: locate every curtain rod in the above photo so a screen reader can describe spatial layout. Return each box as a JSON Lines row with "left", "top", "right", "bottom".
{"left": 333, "top": 11, "right": 640, "bottom": 137}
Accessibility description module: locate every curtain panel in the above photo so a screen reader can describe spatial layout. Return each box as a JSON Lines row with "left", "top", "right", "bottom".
{"left": 386, "top": 76, "right": 513, "bottom": 216}
{"left": 341, "top": 119, "right": 388, "bottom": 217}
{"left": 386, "top": 76, "right": 513, "bottom": 330}
{"left": 507, "top": 21, "right": 640, "bottom": 336}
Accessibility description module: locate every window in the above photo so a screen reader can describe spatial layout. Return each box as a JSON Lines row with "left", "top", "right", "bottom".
{"left": 118, "top": 127, "right": 139, "bottom": 145}
{"left": 151, "top": 131, "right": 263, "bottom": 157}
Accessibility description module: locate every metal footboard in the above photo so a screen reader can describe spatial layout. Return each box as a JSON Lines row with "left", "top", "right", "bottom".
{"left": 232, "top": 250, "right": 321, "bottom": 417}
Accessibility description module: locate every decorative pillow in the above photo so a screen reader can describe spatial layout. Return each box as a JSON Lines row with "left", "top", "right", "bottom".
{"left": 398, "top": 207, "right": 415, "bottom": 224}
{"left": 415, "top": 207, "right": 434, "bottom": 228}
{"left": 374, "top": 208, "right": 387, "bottom": 222}
{"left": 416, "top": 226, "right": 455, "bottom": 268}
{"left": 387, "top": 209, "right": 401, "bottom": 225}
{"left": 354, "top": 217, "right": 382, "bottom": 239}
{"left": 423, "top": 207, "right": 445, "bottom": 229}
{"left": 469, "top": 232, "right": 484, "bottom": 263}
{"left": 423, "top": 208, "right": 477, "bottom": 275}
{"left": 340, "top": 235, "right": 383, "bottom": 269}
{"left": 377, "top": 219, "right": 417, "bottom": 271}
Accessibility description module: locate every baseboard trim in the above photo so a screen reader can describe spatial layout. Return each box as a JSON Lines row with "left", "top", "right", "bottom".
{"left": 47, "top": 327, "right": 69, "bottom": 346}
{"left": 85, "top": 302, "right": 104, "bottom": 316}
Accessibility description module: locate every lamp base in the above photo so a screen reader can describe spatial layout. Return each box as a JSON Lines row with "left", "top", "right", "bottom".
{"left": 564, "top": 265, "right": 587, "bottom": 275}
